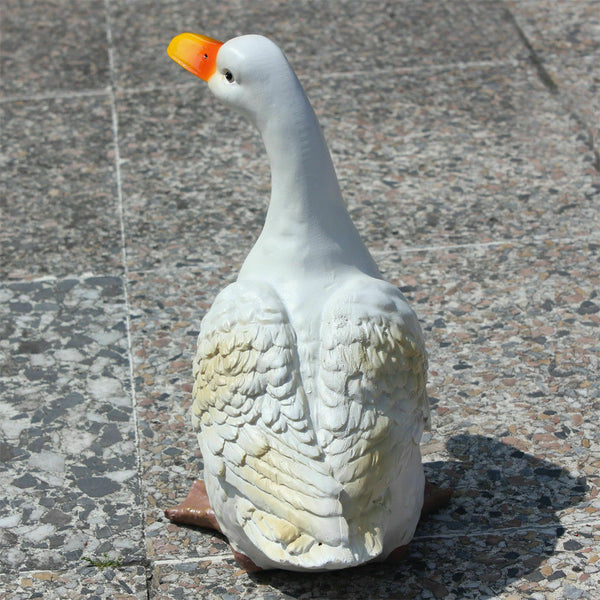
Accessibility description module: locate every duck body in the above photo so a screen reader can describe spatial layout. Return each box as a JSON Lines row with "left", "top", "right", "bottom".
{"left": 168, "top": 34, "right": 430, "bottom": 571}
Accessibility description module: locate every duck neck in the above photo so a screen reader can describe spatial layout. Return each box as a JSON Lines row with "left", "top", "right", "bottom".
{"left": 258, "top": 91, "right": 346, "bottom": 235}
{"left": 239, "top": 76, "right": 380, "bottom": 282}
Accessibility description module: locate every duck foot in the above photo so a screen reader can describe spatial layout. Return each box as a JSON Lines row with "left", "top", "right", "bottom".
{"left": 164, "top": 479, "right": 221, "bottom": 532}
{"left": 231, "top": 548, "right": 263, "bottom": 573}
{"left": 385, "top": 480, "right": 453, "bottom": 564}
{"left": 165, "top": 479, "right": 262, "bottom": 572}
{"left": 422, "top": 480, "right": 453, "bottom": 517}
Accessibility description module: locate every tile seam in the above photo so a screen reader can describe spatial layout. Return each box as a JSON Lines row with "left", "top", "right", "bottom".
{"left": 413, "top": 520, "right": 598, "bottom": 542}
{"left": 103, "top": 0, "right": 151, "bottom": 588}
{"left": 0, "top": 87, "right": 112, "bottom": 105}
{"left": 112, "top": 58, "right": 521, "bottom": 97}
{"left": 153, "top": 554, "right": 233, "bottom": 567}
{"left": 501, "top": 2, "right": 559, "bottom": 96}
{"left": 7, "top": 512, "right": 598, "bottom": 577}
{"left": 0, "top": 58, "right": 522, "bottom": 105}
{"left": 370, "top": 231, "right": 600, "bottom": 257}
{"left": 0, "top": 270, "right": 129, "bottom": 287}
{"left": 151, "top": 517, "right": 598, "bottom": 565}
{"left": 116, "top": 230, "right": 600, "bottom": 279}
{"left": 502, "top": 1, "right": 600, "bottom": 172}
{"left": 2, "top": 231, "right": 596, "bottom": 286}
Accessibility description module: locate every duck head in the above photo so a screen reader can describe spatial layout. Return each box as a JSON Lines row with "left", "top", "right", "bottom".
{"left": 166, "top": 32, "right": 380, "bottom": 278}
{"left": 167, "top": 33, "right": 307, "bottom": 130}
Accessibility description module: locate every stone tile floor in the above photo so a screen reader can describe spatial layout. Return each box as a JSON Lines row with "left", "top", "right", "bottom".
{"left": 1, "top": 1, "right": 598, "bottom": 598}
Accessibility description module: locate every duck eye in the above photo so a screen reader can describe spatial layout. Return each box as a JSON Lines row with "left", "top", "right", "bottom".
{"left": 224, "top": 69, "right": 234, "bottom": 83}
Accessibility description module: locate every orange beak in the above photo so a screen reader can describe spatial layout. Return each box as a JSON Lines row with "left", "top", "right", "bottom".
{"left": 167, "top": 33, "right": 224, "bottom": 81}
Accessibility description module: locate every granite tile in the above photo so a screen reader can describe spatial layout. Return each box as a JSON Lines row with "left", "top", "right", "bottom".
{"left": 506, "top": 0, "right": 600, "bottom": 148}
{"left": 0, "top": 0, "right": 110, "bottom": 98}
{"left": 149, "top": 526, "right": 599, "bottom": 599}
{"left": 115, "top": 85, "right": 265, "bottom": 169}
{"left": 118, "top": 63, "right": 598, "bottom": 272}
{"left": 408, "top": 527, "right": 600, "bottom": 600}
{"left": 542, "top": 53, "right": 600, "bottom": 149}
{"left": 419, "top": 432, "right": 592, "bottom": 539}
{"left": 506, "top": 0, "right": 600, "bottom": 59}
{"left": 202, "top": 0, "right": 528, "bottom": 78}
{"left": 108, "top": 0, "right": 527, "bottom": 91}
{"left": 0, "top": 565, "right": 148, "bottom": 600}
{"left": 0, "top": 277, "right": 143, "bottom": 572}
{"left": 321, "top": 64, "right": 599, "bottom": 253}
{"left": 116, "top": 86, "right": 266, "bottom": 272}
{"left": 0, "top": 96, "right": 123, "bottom": 280}
{"left": 381, "top": 240, "right": 600, "bottom": 421}
{"left": 503, "top": 526, "right": 600, "bottom": 599}
{"left": 107, "top": 0, "right": 204, "bottom": 93}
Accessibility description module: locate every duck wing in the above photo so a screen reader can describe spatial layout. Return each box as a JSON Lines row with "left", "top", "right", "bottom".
{"left": 317, "top": 278, "right": 429, "bottom": 556}
{"left": 192, "top": 280, "right": 344, "bottom": 562}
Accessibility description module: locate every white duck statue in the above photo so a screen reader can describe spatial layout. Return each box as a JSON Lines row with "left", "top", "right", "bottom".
{"left": 164, "top": 33, "right": 450, "bottom": 572}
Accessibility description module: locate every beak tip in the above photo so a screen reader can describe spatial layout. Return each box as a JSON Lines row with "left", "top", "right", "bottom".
{"left": 166, "top": 32, "right": 224, "bottom": 81}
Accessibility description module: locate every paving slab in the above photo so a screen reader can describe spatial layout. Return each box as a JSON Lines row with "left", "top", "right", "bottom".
{"left": 117, "top": 62, "right": 598, "bottom": 272}
{"left": 127, "top": 267, "right": 224, "bottom": 563}
{"left": 0, "top": 0, "right": 110, "bottom": 98}
{"left": 541, "top": 54, "right": 600, "bottom": 152}
{"left": 200, "top": 0, "right": 528, "bottom": 77}
{"left": 387, "top": 239, "right": 600, "bottom": 532}
{"left": 0, "top": 276, "right": 143, "bottom": 573}
{"left": 322, "top": 65, "right": 598, "bottom": 253}
{"left": 116, "top": 84, "right": 263, "bottom": 272}
{"left": 0, "top": 96, "right": 123, "bottom": 280}
{"left": 0, "top": 566, "right": 148, "bottom": 600}
{"left": 507, "top": 0, "right": 600, "bottom": 148}
{"left": 108, "top": 0, "right": 527, "bottom": 92}
{"left": 506, "top": 0, "right": 600, "bottom": 58}
{"left": 385, "top": 239, "right": 600, "bottom": 411}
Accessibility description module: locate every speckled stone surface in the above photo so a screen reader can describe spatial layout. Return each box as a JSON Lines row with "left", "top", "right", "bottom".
{"left": 0, "top": 566, "right": 148, "bottom": 600}
{"left": 108, "top": 0, "right": 528, "bottom": 91}
{"left": 0, "top": 277, "right": 143, "bottom": 573}
{"left": 507, "top": 0, "right": 600, "bottom": 151}
{"left": 1, "top": 0, "right": 599, "bottom": 598}
{"left": 0, "top": 96, "right": 123, "bottom": 280}
{"left": 117, "top": 63, "right": 598, "bottom": 272}
{"left": 0, "top": 0, "right": 110, "bottom": 97}
{"left": 116, "top": 85, "right": 264, "bottom": 272}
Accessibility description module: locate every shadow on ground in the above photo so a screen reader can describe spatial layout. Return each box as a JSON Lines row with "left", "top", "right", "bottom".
{"left": 249, "top": 434, "right": 587, "bottom": 599}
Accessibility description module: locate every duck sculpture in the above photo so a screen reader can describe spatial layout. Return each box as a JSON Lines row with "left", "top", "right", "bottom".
{"left": 164, "top": 33, "right": 450, "bottom": 572}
